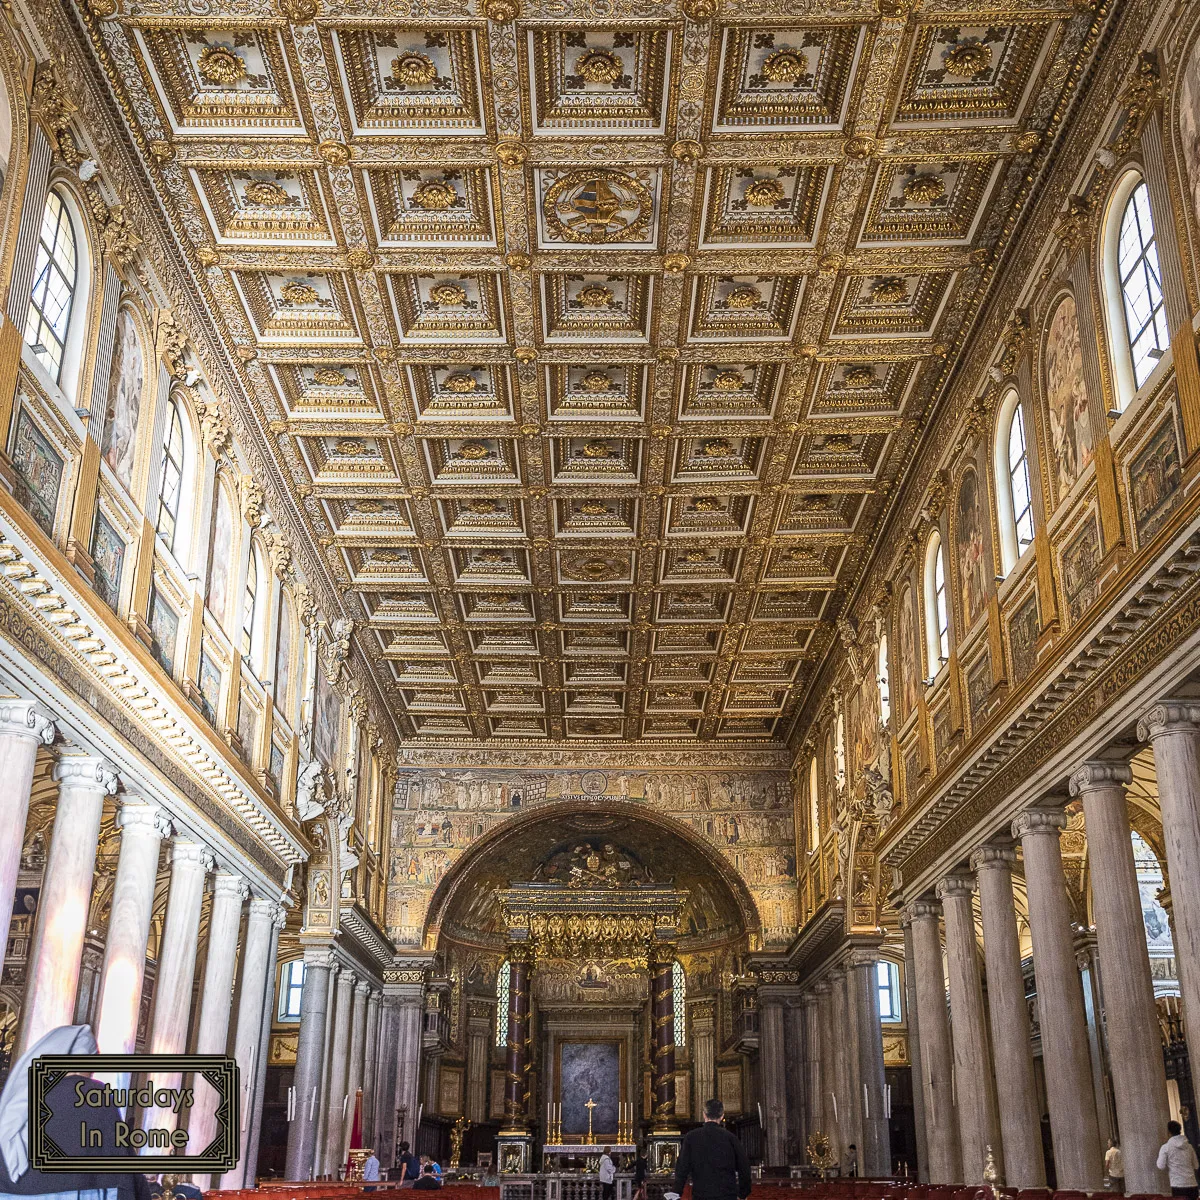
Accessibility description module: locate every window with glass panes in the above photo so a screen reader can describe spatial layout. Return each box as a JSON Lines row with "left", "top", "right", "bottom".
{"left": 877, "top": 961, "right": 901, "bottom": 1022}
{"left": 155, "top": 401, "right": 185, "bottom": 550}
{"left": 1008, "top": 403, "right": 1035, "bottom": 554}
{"left": 1117, "top": 181, "right": 1168, "bottom": 390}
{"left": 24, "top": 191, "right": 78, "bottom": 382}
{"left": 496, "top": 960, "right": 511, "bottom": 1047}
{"left": 280, "top": 959, "right": 306, "bottom": 1020}
{"left": 673, "top": 961, "right": 686, "bottom": 1046}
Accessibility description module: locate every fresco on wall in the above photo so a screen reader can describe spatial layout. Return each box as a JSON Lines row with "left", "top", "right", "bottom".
{"left": 387, "top": 766, "right": 795, "bottom": 948}
{"left": 560, "top": 1042, "right": 620, "bottom": 1135}
{"left": 1044, "top": 295, "right": 1094, "bottom": 504}
{"left": 11, "top": 410, "right": 62, "bottom": 537}
{"left": 1008, "top": 592, "right": 1039, "bottom": 683}
{"left": 1179, "top": 37, "right": 1200, "bottom": 235}
{"left": 1062, "top": 518, "right": 1100, "bottom": 626}
{"left": 101, "top": 309, "right": 144, "bottom": 491}
{"left": 274, "top": 601, "right": 294, "bottom": 721}
{"left": 897, "top": 581, "right": 918, "bottom": 719}
{"left": 955, "top": 467, "right": 990, "bottom": 630}
{"left": 313, "top": 657, "right": 342, "bottom": 770}
{"left": 90, "top": 512, "right": 125, "bottom": 611}
{"left": 966, "top": 653, "right": 991, "bottom": 730}
{"left": 207, "top": 482, "right": 235, "bottom": 625}
{"left": 1130, "top": 417, "right": 1182, "bottom": 543}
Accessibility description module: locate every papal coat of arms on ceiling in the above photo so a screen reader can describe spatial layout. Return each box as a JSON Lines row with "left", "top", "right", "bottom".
{"left": 542, "top": 168, "right": 653, "bottom": 244}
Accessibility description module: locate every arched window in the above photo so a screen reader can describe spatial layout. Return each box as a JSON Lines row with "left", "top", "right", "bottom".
{"left": 278, "top": 959, "right": 305, "bottom": 1021}
{"left": 25, "top": 190, "right": 78, "bottom": 383}
{"left": 672, "top": 960, "right": 686, "bottom": 1046}
{"left": 877, "top": 634, "right": 891, "bottom": 726}
{"left": 834, "top": 712, "right": 846, "bottom": 789}
{"left": 1104, "top": 173, "right": 1169, "bottom": 410}
{"left": 242, "top": 545, "right": 260, "bottom": 664}
{"left": 495, "top": 961, "right": 511, "bottom": 1048}
{"left": 995, "top": 391, "right": 1035, "bottom": 575}
{"left": 808, "top": 756, "right": 819, "bottom": 852}
{"left": 155, "top": 399, "right": 185, "bottom": 552}
{"left": 924, "top": 532, "right": 950, "bottom": 676}
{"left": 274, "top": 593, "right": 296, "bottom": 724}
{"left": 877, "top": 961, "right": 902, "bottom": 1022}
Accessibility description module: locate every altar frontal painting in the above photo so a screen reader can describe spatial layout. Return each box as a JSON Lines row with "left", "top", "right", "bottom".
{"left": 560, "top": 1041, "right": 620, "bottom": 1136}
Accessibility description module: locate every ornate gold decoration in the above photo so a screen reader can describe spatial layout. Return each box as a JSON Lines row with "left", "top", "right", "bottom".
{"left": 943, "top": 40, "right": 993, "bottom": 79}
{"left": 102, "top": 206, "right": 142, "bottom": 267}
{"left": 277, "top": 0, "right": 319, "bottom": 19}
{"left": 580, "top": 502, "right": 609, "bottom": 515}
{"left": 876, "top": 0, "right": 912, "bottom": 15}
{"left": 443, "top": 372, "right": 477, "bottom": 393}
{"left": 844, "top": 135, "right": 876, "bottom": 159}
{"left": 496, "top": 141, "right": 528, "bottom": 168}
{"left": 87, "top": 0, "right": 119, "bottom": 16}
{"left": 663, "top": 253, "right": 690, "bottom": 273}
{"left": 1054, "top": 194, "right": 1092, "bottom": 255}
{"left": 1013, "top": 130, "right": 1041, "bottom": 153}
{"left": 31, "top": 66, "right": 78, "bottom": 136}
{"left": 818, "top": 253, "right": 845, "bottom": 273}
{"left": 373, "top": 345, "right": 395, "bottom": 363}
{"left": 483, "top": 0, "right": 518, "bottom": 21}
{"left": 692, "top": 497, "right": 720, "bottom": 512}
{"left": 505, "top": 252, "right": 531, "bottom": 270}
{"left": 313, "top": 367, "right": 348, "bottom": 386}
{"left": 577, "top": 284, "right": 614, "bottom": 308}
{"left": 744, "top": 178, "right": 785, "bottom": 207}
{"left": 576, "top": 48, "right": 624, "bottom": 84}
{"left": 318, "top": 139, "right": 350, "bottom": 166}
{"left": 712, "top": 370, "right": 744, "bottom": 391}
{"left": 563, "top": 553, "right": 629, "bottom": 581}
{"left": 702, "top": 438, "right": 734, "bottom": 457}
{"left": 725, "top": 285, "right": 762, "bottom": 309}
{"left": 903, "top": 173, "right": 946, "bottom": 204}
{"left": 514, "top": 346, "right": 537, "bottom": 364}
{"left": 583, "top": 439, "right": 614, "bottom": 458}
{"left": 762, "top": 49, "right": 809, "bottom": 84}
{"left": 469, "top": 500, "right": 503, "bottom": 514}
{"left": 671, "top": 139, "right": 704, "bottom": 164}
{"left": 459, "top": 441, "right": 490, "bottom": 460}
{"left": 682, "top": 0, "right": 716, "bottom": 19}
{"left": 412, "top": 180, "right": 458, "bottom": 210}
{"left": 245, "top": 180, "right": 290, "bottom": 208}
{"left": 158, "top": 312, "right": 189, "bottom": 380}
{"left": 197, "top": 245, "right": 221, "bottom": 267}
{"left": 280, "top": 280, "right": 319, "bottom": 306}
{"left": 844, "top": 366, "right": 876, "bottom": 389}
{"left": 520, "top": 423, "right": 540, "bottom": 436}
{"left": 392, "top": 52, "right": 438, "bottom": 87}
{"left": 543, "top": 169, "right": 653, "bottom": 244}
{"left": 149, "top": 139, "right": 174, "bottom": 164}
{"left": 823, "top": 434, "right": 854, "bottom": 453}
{"left": 581, "top": 370, "right": 614, "bottom": 392}
{"left": 806, "top": 1131, "right": 835, "bottom": 1170}
{"left": 347, "top": 248, "right": 375, "bottom": 269}
{"left": 1119, "top": 53, "right": 1160, "bottom": 143}
{"left": 871, "top": 277, "right": 908, "bottom": 304}
{"left": 429, "top": 282, "right": 467, "bottom": 307}
{"left": 197, "top": 46, "right": 248, "bottom": 87}
{"left": 335, "top": 439, "right": 366, "bottom": 456}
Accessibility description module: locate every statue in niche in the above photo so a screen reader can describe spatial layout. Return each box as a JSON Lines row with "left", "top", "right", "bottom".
{"left": 296, "top": 760, "right": 327, "bottom": 822}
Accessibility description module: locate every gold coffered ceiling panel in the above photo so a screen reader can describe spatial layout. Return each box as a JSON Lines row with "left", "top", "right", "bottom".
{"left": 82, "top": 0, "right": 1087, "bottom": 747}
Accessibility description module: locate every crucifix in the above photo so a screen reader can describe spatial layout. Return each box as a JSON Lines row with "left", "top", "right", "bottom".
{"left": 585, "top": 1096, "right": 597, "bottom": 1145}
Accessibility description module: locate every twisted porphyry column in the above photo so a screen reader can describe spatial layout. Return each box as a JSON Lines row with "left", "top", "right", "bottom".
{"left": 503, "top": 949, "right": 533, "bottom": 1128}
{"left": 651, "top": 954, "right": 677, "bottom": 1127}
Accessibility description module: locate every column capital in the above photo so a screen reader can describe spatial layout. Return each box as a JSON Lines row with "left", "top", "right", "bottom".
{"left": 367, "top": 989, "right": 381, "bottom": 1008}
{"left": 0, "top": 700, "right": 55, "bottom": 745}
{"left": 212, "top": 872, "right": 249, "bottom": 902}
{"left": 355, "top": 978, "right": 372, "bottom": 996}
{"left": 1068, "top": 760, "right": 1133, "bottom": 797}
{"left": 53, "top": 752, "right": 119, "bottom": 795}
{"left": 826, "top": 965, "right": 846, "bottom": 984}
{"left": 1138, "top": 699, "right": 1200, "bottom": 742}
{"left": 248, "top": 895, "right": 276, "bottom": 920}
{"left": 935, "top": 873, "right": 976, "bottom": 902}
{"left": 903, "top": 897, "right": 942, "bottom": 923}
{"left": 1012, "top": 806, "right": 1067, "bottom": 840}
{"left": 171, "top": 838, "right": 215, "bottom": 872}
{"left": 969, "top": 842, "right": 1016, "bottom": 872}
{"left": 848, "top": 947, "right": 880, "bottom": 969}
{"left": 303, "top": 947, "right": 335, "bottom": 969}
{"left": 116, "top": 799, "right": 173, "bottom": 839}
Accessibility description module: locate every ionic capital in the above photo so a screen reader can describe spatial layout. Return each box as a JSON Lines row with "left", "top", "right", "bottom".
{"left": 1068, "top": 760, "right": 1132, "bottom": 797}
{"left": 356, "top": 978, "right": 372, "bottom": 996}
{"left": 970, "top": 843, "right": 1016, "bottom": 873}
{"left": 116, "top": 799, "right": 173, "bottom": 840}
{"left": 903, "top": 898, "right": 942, "bottom": 923}
{"left": 248, "top": 895, "right": 277, "bottom": 921}
{"left": 1138, "top": 700, "right": 1200, "bottom": 743}
{"left": 826, "top": 966, "right": 846, "bottom": 984}
{"left": 800, "top": 991, "right": 818, "bottom": 1007}
{"left": 0, "top": 700, "right": 56, "bottom": 745}
{"left": 303, "top": 947, "right": 336, "bottom": 970}
{"left": 54, "top": 752, "right": 119, "bottom": 795}
{"left": 848, "top": 948, "right": 879, "bottom": 969}
{"left": 935, "top": 873, "right": 976, "bottom": 902}
{"left": 171, "top": 838, "right": 215, "bottom": 872}
{"left": 212, "top": 872, "right": 249, "bottom": 902}
{"left": 1011, "top": 806, "right": 1067, "bottom": 840}
{"left": 812, "top": 980, "right": 831, "bottom": 997}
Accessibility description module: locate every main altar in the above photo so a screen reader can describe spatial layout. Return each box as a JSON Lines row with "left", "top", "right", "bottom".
{"left": 493, "top": 842, "right": 688, "bottom": 1178}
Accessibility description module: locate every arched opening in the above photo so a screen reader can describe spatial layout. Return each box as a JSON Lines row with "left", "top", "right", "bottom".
{"left": 924, "top": 530, "right": 949, "bottom": 678}
{"left": 994, "top": 388, "right": 1035, "bottom": 575}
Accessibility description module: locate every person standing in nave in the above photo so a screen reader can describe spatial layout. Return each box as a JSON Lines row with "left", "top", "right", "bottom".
{"left": 599, "top": 1146, "right": 616, "bottom": 1200}
{"left": 673, "top": 1099, "right": 752, "bottom": 1200}
{"left": 1104, "top": 1138, "right": 1124, "bottom": 1192}
{"left": 1158, "top": 1121, "right": 1199, "bottom": 1199}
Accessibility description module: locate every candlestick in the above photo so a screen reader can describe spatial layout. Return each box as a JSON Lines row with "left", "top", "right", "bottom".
{"left": 309, "top": 1086, "right": 317, "bottom": 1120}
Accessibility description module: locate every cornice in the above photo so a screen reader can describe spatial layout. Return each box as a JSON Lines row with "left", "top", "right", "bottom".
{"left": 395, "top": 745, "right": 793, "bottom": 770}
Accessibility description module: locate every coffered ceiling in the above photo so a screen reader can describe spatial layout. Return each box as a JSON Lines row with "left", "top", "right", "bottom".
{"left": 78, "top": 0, "right": 1087, "bottom": 747}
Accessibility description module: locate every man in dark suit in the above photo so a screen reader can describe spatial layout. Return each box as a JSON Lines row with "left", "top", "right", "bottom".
{"left": 673, "top": 1099, "right": 752, "bottom": 1200}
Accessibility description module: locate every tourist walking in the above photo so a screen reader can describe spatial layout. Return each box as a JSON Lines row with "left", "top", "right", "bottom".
{"left": 673, "top": 1099, "right": 752, "bottom": 1200}
{"left": 1104, "top": 1139, "right": 1124, "bottom": 1192}
{"left": 1157, "top": 1121, "right": 1199, "bottom": 1199}
{"left": 599, "top": 1146, "right": 616, "bottom": 1200}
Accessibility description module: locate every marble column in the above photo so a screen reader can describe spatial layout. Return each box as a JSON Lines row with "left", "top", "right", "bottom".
{"left": 0, "top": 701, "right": 55, "bottom": 975}
{"left": 785, "top": 999, "right": 808, "bottom": 1151}
{"left": 94, "top": 799, "right": 172, "bottom": 1055}
{"left": 17, "top": 752, "right": 118, "bottom": 1055}
{"left": 286, "top": 953, "right": 333, "bottom": 1181}
{"left": 225, "top": 895, "right": 277, "bottom": 1186}
{"left": 242, "top": 903, "right": 285, "bottom": 1188}
{"left": 466, "top": 1008, "right": 490, "bottom": 1125}
{"left": 315, "top": 964, "right": 340, "bottom": 1173}
{"left": 324, "top": 968, "right": 355, "bottom": 1176}
{"left": 816, "top": 980, "right": 838, "bottom": 1143}
{"left": 1139, "top": 703, "right": 1200, "bottom": 1056}
{"left": 374, "top": 996, "right": 399, "bottom": 1167}
{"left": 363, "top": 990, "right": 381, "bottom": 1144}
{"left": 1013, "top": 807, "right": 1103, "bottom": 1191}
{"left": 937, "top": 874, "right": 1000, "bottom": 1183}
{"left": 971, "top": 843, "right": 1045, "bottom": 1188}
{"left": 504, "top": 953, "right": 532, "bottom": 1126}
{"left": 142, "top": 839, "right": 213, "bottom": 1133}
{"left": 801, "top": 992, "right": 822, "bottom": 1152}
{"left": 342, "top": 979, "right": 370, "bottom": 1165}
{"left": 850, "top": 951, "right": 889, "bottom": 1178}
{"left": 899, "top": 915, "right": 930, "bottom": 1182}
{"left": 651, "top": 955, "right": 677, "bottom": 1126}
{"left": 692, "top": 1002, "right": 715, "bottom": 1116}
{"left": 828, "top": 967, "right": 860, "bottom": 1160}
{"left": 905, "top": 898, "right": 963, "bottom": 1184}
{"left": 189, "top": 872, "right": 249, "bottom": 1179}
{"left": 1071, "top": 762, "right": 1171, "bottom": 1195}
{"left": 395, "top": 988, "right": 424, "bottom": 1150}
{"left": 760, "top": 995, "right": 788, "bottom": 1167}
